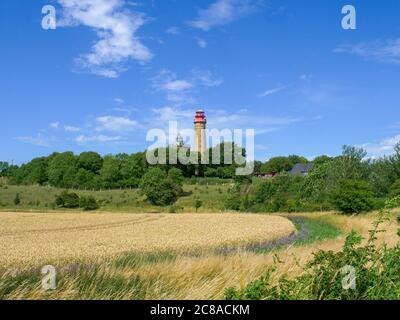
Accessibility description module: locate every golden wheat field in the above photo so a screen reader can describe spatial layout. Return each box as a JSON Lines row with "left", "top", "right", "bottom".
{"left": 0, "top": 212, "right": 296, "bottom": 269}
{"left": 0, "top": 211, "right": 398, "bottom": 299}
{"left": 130, "top": 212, "right": 400, "bottom": 300}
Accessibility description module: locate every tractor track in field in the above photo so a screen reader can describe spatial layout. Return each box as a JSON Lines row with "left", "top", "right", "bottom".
{"left": 0, "top": 215, "right": 166, "bottom": 237}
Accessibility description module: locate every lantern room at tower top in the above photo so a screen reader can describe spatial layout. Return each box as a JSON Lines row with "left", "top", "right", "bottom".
{"left": 194, "top": 109, "right": 207, "bottom": 124}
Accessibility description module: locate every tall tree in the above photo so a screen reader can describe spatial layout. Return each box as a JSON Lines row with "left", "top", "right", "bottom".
{"left": 119, "top": 152, "right": 147, "bottom": 187}
{"left": 77, "top": 152, "right": 103, "bottom": 174}
{"left": 47, "top": 152, "right": 77, "bottom": 187}
{"left": 100, "top": 155, "right": 121, "bottom": 188}
{"left": 140, "top": 168, "right": 180, "bottom": 205}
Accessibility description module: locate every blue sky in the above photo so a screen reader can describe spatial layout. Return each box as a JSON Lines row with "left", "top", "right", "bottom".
{"left": 1, "top": 0, "right": 400, "bottom": 164}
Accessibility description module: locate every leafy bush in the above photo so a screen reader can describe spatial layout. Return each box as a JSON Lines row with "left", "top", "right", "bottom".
{"left": 195, "top": 200, "right": 203, "bottom": 212}
{"left": 168, "top": 168, "right": 184, "bottom": 196}
{"left": 55, "top": 191, "right": 80, "bottom": 208}
{"left": 13, "top": 193, "right": 21, "bottom": 206}
{"left": 224, "top": 183, "right": 242, "bottom": 211}
{"left": 226, "top": 200, "right": 400, "bottom": 300}
{"left": 389, "top": 179, "right": 400, "bottom": 198}
{"left": 330, "top": 179, "right": 375, "bottom": 214}
{"left": 79, "top": 195, "right": 99, "bottom": 211}
{"left": 140, "top": 168, "right": 181, "bottom": 206}
{"left": 225, "top": 175, "right": 318, "bottom": 213}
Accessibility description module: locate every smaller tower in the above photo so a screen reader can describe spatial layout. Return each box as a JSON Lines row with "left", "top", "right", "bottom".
{"left": 194, "top": 109, "right": 207, "bottom": 154}
{"left": 176, "top": 133, "right": 184, "bottom": 148}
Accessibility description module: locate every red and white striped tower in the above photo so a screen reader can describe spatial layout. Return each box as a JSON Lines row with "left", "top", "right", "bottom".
{"left": 194, "top": 109, "right": 207, "bottom": 154}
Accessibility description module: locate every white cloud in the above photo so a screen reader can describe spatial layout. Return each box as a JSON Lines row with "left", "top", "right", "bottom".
{"left": 192, "top": 69, "right": 223, "bottom": 87}
{"left": 151, "top": 107, "right": 193, "bottom": 122}
{"left": 15, "top": 134, "right": 51, "bottom": 147}
{"left": 152, "top": 70, "right": 194, "bottom": 103}
{"left": 188, "top": 0, "right": 263, "bottom": 31}
{"left": 196, "top": 37, "right": 208, "bottom": 48}
{"left": 112, "top": 107, "right": 138, "bottom": 115}
{"left": 161, "top": 80, "right": 193, "bottom": 92}
{"left": 258, "top": 86, "right": 287, "bottom": 97}
{"left": 360, "top": 134, "right": 400, "bottom": 159}
{"left": 334, "top": 39, "right": 400, "bottom": 65}
{"left": 64, "top": 125, "right": 81, "bottom": 132}
{"left": 96, "top": 116, "right": 138, "bottom": 132}
{"left": 50, "top": 122, "right": 60, "bottom": 129}
{"left": 113, "top": 97, "right": 125, "bottom": 104}
{"left": 75, "top": 134, "right": 122, "bottom": 144}
{"left": 58, "top": 0, "right": 153, "bottom": 78}
{"left": 152, "top": 69, "right": 223, "bottom": 103}
{"left": 166, "top": 26, "right": 180, "bottom": 35}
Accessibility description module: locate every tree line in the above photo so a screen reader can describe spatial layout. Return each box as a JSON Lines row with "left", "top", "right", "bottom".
{"left": 0, "top": 143, "right": 246, "bottom": 190}
{"left": 2, "top": 143, "right": 400, "bottom": 213}
{"left": 226, "top": 145, "right": 400, "bottom": 214}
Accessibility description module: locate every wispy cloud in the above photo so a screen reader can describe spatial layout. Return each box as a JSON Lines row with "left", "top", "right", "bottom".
{"left": 112, "top": 107, "right": 138, "bottom": 115}
{"left": 96, "top": 116, "right": 138, "bottom": 132}
{"left": 50, "top": 122, "right": 60, "bottom": 129}
{"left": 359, "top": 134, "right": 400, "bottom": 159}
{"left": 15, "top": 134, "right": 52, "bottom": 147}
{"left": 64, "top": 125, "right": 81, "bottom": 132}
{"left": 113, "top": 97, "right": 125, "bottom": 105}
{"left": 58, "top": 0, "right": 152, "bottom": 78}
{"left": 166, "top": 26, "right": 180, "bottom": 35}
{"left": 258, "top": 85, "right": 287, "bottom": 97}
{"left": 334, "top": 39, "right": 400, "bottom": 65}
{"left": 188, "top": 0, "right": 264, "bottom": 31}
{"left": 151, "top": 69, "right": 222, "bottom": 103}
{"left": 161, "top": 80, "right": 193, "bottom": 92}
{"left": 196, "top": 37, "right": 208, "bottom": 48}
{"left": 75, "top": 134, "right": 122, "bottom": 144}
{"left": 151, "top": 70, "right": 193, "bottom": 103}
{"left": 151, "top": 107, "right": 193, "bottom": 123}
{"left": 192, "top": 69, "right": 223, "bottom": 87}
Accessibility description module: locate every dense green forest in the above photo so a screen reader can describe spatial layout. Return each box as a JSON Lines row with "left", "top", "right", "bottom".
{"left": 1, "top": 143, "right": 400, "bottom": 213}
{"left": 0, "top": 143, "right": 245, "bottom": 189}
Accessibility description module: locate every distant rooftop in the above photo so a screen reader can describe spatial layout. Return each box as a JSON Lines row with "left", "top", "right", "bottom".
{"left": 290, "top": 163, "right": 314, "bottom": 176}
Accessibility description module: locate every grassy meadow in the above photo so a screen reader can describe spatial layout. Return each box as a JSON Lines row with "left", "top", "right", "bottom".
{"left": 0, "top": 183, "right": 231, "bottom": 213}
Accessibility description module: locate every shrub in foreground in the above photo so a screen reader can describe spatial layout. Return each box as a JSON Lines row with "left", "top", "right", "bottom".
{"left": 140, "top": 168, "right": 181, "bottom": 206}
{"left": 13, "top": 193, "right": 21, "bottom": 206}
{"left": 390, "top": 179, "right": 400, "bottom": 198}
{"left": 225, "top": 198, "right": 400, "bottom": 300}
{"left": 330, "top": 179, "right": 375, "bottom": 214}
{"left": 55, "top": 191, "right": 80, "bottom": 208}
{"left": 79, "top": 196, "right": 99, "bottom": 211}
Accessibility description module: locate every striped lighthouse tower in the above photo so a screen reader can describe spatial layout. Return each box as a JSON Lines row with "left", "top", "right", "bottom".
{"left": 194, "top": 109, "right": 207, "bottom": 154}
